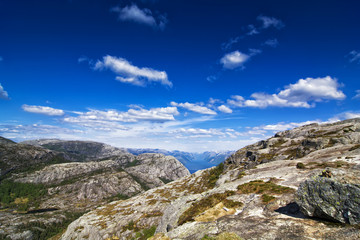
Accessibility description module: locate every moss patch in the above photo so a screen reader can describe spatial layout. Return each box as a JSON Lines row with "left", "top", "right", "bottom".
{"left": 237, "top": 179, "right": 294, "bottom": 202}
{"left": 178, "top": 191, "right": 242, "bottom": 225}
{"left": 261, "top": 194, "right": 276, "bottom": 203}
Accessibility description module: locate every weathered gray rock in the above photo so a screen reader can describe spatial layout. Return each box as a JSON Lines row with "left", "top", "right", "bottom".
{"left": 296, "top": 175, "right": 360, "bottom": 224}
{"left": 22, "top": 139, "right": 129, "bottom": 162}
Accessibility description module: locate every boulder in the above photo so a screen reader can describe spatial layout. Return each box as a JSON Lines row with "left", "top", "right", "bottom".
{"left": 296, "top": 175, "right": 360, "bottom": 224}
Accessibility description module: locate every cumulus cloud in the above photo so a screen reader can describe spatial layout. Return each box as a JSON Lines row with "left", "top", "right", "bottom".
{"left": 220, "top": 51, "right": 250, "bottom": 69}
{"left": 64, "top": 106, "right": 179, "bottom": 125}
{"left": 0, "top": 84, "right": 9, "bottom": 100}
{"left": 228, "top": 76, "right": 345, "bottom": 108}
{"left": 218, "top": 105, "right": 233, "bottom": 113}
{"left": 263, "top": 38, "right": 279, "bottom": 48}
{"left": 171, "top": 102, "right": 217, "bottom": 115}
{"left": 347, "top": 50, "right": 360, "bottom": 64}
{"left": 22, "top": 105, "right": 65, "bottom": 116}
{"left": 111, "top": 4, "right": 167, "bottom": 30}
{"left": 94, "top": 55, "right": 172, "bottom": 87}
{"left": 257, "top": 15, "right": 285, "bottom": 29}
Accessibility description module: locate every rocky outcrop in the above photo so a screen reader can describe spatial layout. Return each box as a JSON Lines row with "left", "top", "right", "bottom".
{"left": 296, "top": 175, "right": 360, "bottom": 224}
{"left": 59, "top": 118, "right": 360, "bottom": 240}
{"left": 225, "top": 118, "right": 360, "bottom": 168}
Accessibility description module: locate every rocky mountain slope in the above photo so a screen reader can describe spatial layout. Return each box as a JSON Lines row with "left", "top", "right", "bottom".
{"left": 0, "top": 138, "right": 189, "bottom": 240}
{"left": 22, "top": 139, "right": 128, "bottom": 162}
{"left": 60, "top": 118, "right": 360, "bottom": 240}
{"left": 0, "top": 137, "right": 67, "bottom": 178}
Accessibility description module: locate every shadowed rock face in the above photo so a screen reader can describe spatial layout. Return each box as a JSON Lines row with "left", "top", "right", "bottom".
{"left": 0, "top": 140, "right": 65, "bottom": 177}
{"left": 296, "top": 175, "right": 360, "bottom": 224}
{"left": 58, "top": 118, "right": 360, "bottom": 240}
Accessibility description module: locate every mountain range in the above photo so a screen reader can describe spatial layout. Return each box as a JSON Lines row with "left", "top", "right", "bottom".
{"left": 1, "top": 118, "right": 360, "bottom": 239}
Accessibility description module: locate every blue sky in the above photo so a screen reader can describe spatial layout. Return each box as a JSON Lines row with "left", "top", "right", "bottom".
{"left": 1, "top": 0, "right": 360, "bottom": 152}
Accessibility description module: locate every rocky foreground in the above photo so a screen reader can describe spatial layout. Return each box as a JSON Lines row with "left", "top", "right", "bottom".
{"left": 60, "top": 118, "right": 360, "bottom": 240}
{"left": 0, "top": 140, "right": 189, "bottom": 239}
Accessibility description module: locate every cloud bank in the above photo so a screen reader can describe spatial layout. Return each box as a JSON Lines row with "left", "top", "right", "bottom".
{"left": 22, "top": 105, "right": 65, "bottom": 116}
{"left": 228, "top": 76, "right": 345, "bottom": 108}
{"left": 171, "top": 102, "right": 217, "bottom": 115}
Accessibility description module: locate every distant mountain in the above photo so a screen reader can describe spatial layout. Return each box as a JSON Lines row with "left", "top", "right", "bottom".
{"left": 22, "top": 139, "right": 128, "bottom": 162}
{"left": 127, "top": 148, "right": 234, "bottom": 172}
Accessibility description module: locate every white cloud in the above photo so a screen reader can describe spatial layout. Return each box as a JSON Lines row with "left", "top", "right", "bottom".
{"left": 111, "top": 4, "right": 167, "bottom": 30}
{"left": 347, "top": 50, "right": 360, "bottom": 64}
{"left": 64, "top": 106, "right": 179, "bottom": 125}
{"left": 22, "top": 105, "right": 65, "bottom": 116}
{"left": 228, "top": 76, "right": 345, "bottom": 108}
{"left": 353, "top": 90, "right": 360, "bottom": 99}
{"left": 94, "top": 55, "right": 172, "bottom": 87}
{"left": 277, "top": 76, "right": 345, "bottom": 102}
{"left": 218, "top": 105, "right": 233, "bottom": 113}
{"left": 0, "top": 84, "right": 9, "bottom": 100}
{"left": 263, "top": 38, "right": 279, "bottom": 48}
{"left": 258, "top": 120, "right": 320, "bottom": 132}
{"left": 220, "top": 51, "right": 250, "bottom": 69}
{"left": 171, "top": 102, "right": 217, "bottom": 115}
{"left": 328, "top": 111, "right": 360, "bottom": 122}
{"left": 257, "top": 15, "right": 285, "bottom": 29}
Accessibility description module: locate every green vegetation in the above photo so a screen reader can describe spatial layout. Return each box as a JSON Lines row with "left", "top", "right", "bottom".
{"left": 237, "top": 179, "right": 294, "bottom": 204}
{"left": 261, "top": 194, "right": 276, "bottom": 203}
{"left": 16, "top": 211, "right": 86, "bottom": 240}
{"left": 237, "top": 179, "right": 294, "bottom": 195}
{"left": 106, "top": 193, "right": 130, "bottom": 202}
{"left": 202, "top": 232, "right": 243, "bottom": 240}
{"left": 202, "top": 235, "right": 215, "bottom": 240}
{"left": 0, "top": 180, "right": 47, "bottom": 211}
{"left": 296, "top": 162, "right": 305, "bottom": 169}
{"left": 125, "top": 160, "right": 140, "bottom": 168}
{"left": 159, "top": 177, "right": 172, "bottom": 184}
{"left": 178, "top": 191, "right": 242, "bottom": 225}
{"left": 123, "top": 220, "right": 139, "bottom": 232}
{"left": 128, "top": 173, "right": 150, "bottom": 191}
{"left": 134, "top": 225, "right": 156, "bottom": 240}
{"left": 305, "top": 160, "right": 349, "bottom": 169}
{"left": 207, "top": 163, "right": 224, "bottom": 188}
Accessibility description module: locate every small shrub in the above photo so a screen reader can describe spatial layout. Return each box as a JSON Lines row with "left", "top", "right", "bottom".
{"left": 237, "top": 179, "right": 294, "bottom": 205}
{"left": 296, "top": 162, "right": 305, "bottom": 169}
{"left": 207, "top": 163, "right": 224, "bottom": 188}
{"left": 138, "top": 225, "right": 157, "bottom": 240}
